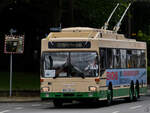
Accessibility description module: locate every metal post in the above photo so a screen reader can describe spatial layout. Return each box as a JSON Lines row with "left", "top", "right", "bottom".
{"left": 10, "top": 53, "right": 13, "bottom": 97}
{"left": 102, "top": 3, "right": 119, "bottom": 30}
{"left": 113, "top": 3, "right": 131, "bottom": 32}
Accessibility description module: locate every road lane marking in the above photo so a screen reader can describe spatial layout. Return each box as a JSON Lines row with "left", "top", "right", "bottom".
{"left": 31, "top": 104, "right": 41, "bottom": 107}
{"left": 0, "top": 110, "right": 11, "bottom": 113}
{"left": 15, "top": 107, "right": 23, "bottom": 110}
{"left": 129, "top": 105, "right": 143, "bottom": 110}
{"left": 12, "top": 105, "right": 24, "bottom": 107}
{"left": 112, "top": 111, "right": 120, "bottom": 113}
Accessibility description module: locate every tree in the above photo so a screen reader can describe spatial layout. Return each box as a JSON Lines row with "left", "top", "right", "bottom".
{"left": 72, "top": 0, "right": 130, "bottom": 29}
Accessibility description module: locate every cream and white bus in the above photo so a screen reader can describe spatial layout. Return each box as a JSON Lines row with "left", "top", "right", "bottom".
{"left": 40, "top": 27, "right": 147, "bottom": 107}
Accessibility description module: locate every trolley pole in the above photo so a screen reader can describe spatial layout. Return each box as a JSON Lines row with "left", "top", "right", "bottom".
{"left": 10, "top": 53, "right": 13, "bottom": 97}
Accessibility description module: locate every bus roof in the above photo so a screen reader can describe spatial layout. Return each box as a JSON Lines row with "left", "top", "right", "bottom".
{"left": 46, "top": 27, "right": 135, "bottom": 41}
{"left": 42, "top": 27, "right": 146, "bottom": 49}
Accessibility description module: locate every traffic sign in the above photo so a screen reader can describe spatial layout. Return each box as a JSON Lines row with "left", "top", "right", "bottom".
{"left": 4, "top": 35, "right": 24, "bottom": 54}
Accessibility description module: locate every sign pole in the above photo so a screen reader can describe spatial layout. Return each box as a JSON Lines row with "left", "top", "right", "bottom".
{"left": 9, "top": 29, "right": 14, "bottom": 97}
{"left": 4, "top": 32, "right": 24, "bottom": 97}
{"left": 10, "top": 53, "right": 13, "bottom": 97}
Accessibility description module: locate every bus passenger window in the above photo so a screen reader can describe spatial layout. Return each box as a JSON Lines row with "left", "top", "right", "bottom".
{"left": 113, "top": 49, "right": 121, "bottom": 68}
{"left": 137, "top": 50, "right": 141, "bottom": 68}
{"left": 100, "top": 48, "right": 106, "bottom": 69}
{"left": 107, "top": 49, "right": 113, "bottom": 68}
{"left": 141, "top": 50, "right": 146, "bottom": 68}
{"left": 120, "top": 49, "right": 126, "bottom": 68}
{"left": 132, "top": 50, "right": 137, "bottom": 68}
{"left": 127, "top": 50, "right": 132, "bottom": 68}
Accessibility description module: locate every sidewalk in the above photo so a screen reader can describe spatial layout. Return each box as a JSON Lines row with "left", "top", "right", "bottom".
{"left": 0, "top": 97, "right": 41, "bottom": 102}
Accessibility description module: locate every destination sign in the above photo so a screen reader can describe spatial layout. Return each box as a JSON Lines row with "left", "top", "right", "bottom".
{"left": 48, "top": 42, "right": 91, "bottom": 49}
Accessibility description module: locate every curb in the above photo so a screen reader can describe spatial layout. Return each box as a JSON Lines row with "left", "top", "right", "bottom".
{"left": 0, "top": 97, "right": 41, "bottom": 103}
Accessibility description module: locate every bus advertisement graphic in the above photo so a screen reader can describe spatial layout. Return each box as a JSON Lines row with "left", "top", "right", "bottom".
{"left": 106, "top": 69, "right": 147, "bottom": 86}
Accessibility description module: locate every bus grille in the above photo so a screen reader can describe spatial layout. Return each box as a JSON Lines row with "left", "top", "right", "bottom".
{"left": 53, "top": 93, "right": 84, "bottom": 98}
{"left": 63, "top": 93, "right": 75, "bottom": 97}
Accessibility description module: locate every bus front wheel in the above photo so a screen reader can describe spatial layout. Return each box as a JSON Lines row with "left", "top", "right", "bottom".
{"left": 53, "top": 100, "right": 63, "bottom": 107}
{"left": 107, "top": 83, "right": 113, "bottom": 105}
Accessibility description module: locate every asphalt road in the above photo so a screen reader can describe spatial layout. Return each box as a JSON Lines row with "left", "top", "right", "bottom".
{"left": 0, "top": 95, "right": 150, "bottom": 113}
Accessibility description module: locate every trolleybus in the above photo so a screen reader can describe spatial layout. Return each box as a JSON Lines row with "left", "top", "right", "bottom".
{"left": 40, "top": 27, "right": 147, "bottom": 107}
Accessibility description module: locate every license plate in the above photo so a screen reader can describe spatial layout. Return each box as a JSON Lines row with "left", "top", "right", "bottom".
{"left": 62, "top": 89, "right": 75, "bottom": 92}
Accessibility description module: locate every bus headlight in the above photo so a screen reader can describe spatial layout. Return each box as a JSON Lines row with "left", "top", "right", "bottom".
{"left": 89, "top": 86, "right": 97, "bottom": 92}
{"left": 41, "top": 87, "right": 50, "bottom": 92}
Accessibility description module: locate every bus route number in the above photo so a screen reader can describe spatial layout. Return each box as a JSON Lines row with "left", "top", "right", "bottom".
{"left": 107, "top": 72, "right": 118, "bottom": 80}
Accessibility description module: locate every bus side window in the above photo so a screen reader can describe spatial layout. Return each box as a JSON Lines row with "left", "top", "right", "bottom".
{"left": 107, "top": 48, "right": 113, "bottom": 68}
{"left": 100, "top": 48, "right": 106, "bottom": 76}
{"left": 141, "top": 50, "right": 146, "bottom": 68}
{"left": 137, "top": 50, "right": 141, "bottom": 68}
{"left": 100, "top": 48, "right": 106, "bottom": 69}
{"left": 127, "top": 50, "right": 131, "bottom": 68}
{"left": 120, "top": 49, "right": 127, "bottom": 68}
{"left": 113, "top": 49, "right": 121, "bottom": 68}
{"left": 132, "top": 50, "right": 137, "bottom": 68}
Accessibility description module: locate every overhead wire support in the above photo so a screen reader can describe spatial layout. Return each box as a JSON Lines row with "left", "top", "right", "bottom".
{"left": 102, "top": 3, "right": 119, "bottom": 30}
{"left": 113, "top": 3, "right": 131, "bottom": 33}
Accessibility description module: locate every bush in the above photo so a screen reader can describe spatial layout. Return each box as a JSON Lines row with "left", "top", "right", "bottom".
{"left": 0, "top": 72, "right": 40, "bottom": 91}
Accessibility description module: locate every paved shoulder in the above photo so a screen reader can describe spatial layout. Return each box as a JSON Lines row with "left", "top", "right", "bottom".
{"left": 0, "top": 97, "right": 41, "bottom": 102}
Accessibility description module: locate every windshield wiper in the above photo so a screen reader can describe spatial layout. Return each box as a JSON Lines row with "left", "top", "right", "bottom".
{"left": 80, "top": 73, "right": 85, "bottom": 79}
{"left": 53, "top": 75, "right": 58, "bottom": 79}
{"left": 73, "top": 66, "right": 85, "bottom": 79}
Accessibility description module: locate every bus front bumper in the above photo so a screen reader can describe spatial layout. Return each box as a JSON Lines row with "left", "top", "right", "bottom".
{"left": 40, "top": 92, "right": 100, "bottom": 99}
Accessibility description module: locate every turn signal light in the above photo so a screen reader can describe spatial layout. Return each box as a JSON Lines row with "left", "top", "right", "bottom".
{"left": 95, "top": 78, "right": 100, "bottom": 82}
{"left": 40, "top": 79, "right": 44, "bottom": 82}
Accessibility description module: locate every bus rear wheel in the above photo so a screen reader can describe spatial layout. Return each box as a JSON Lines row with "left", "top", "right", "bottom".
{"left": 134, "top": 81, "right": 140, "bottom": 100}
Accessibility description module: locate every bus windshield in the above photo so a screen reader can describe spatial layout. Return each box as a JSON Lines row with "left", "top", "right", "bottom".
{"left": 42, "top": 52, "right": 98, "bottom": 78}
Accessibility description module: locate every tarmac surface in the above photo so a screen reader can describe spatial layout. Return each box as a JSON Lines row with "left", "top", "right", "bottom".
{"left": 0, "top": 97, "right": 41, "bottom": 102}
{"left": 0, "top": 95, "right": 150, "bottom": 113}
